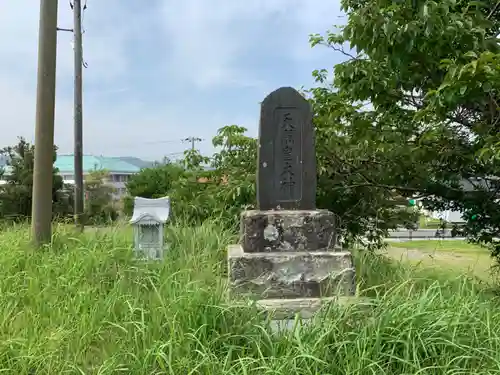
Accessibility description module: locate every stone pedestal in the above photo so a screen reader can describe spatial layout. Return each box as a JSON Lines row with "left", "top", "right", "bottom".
{"left": 228, "top": 210, "right": 356, "bottom": 316}
{"left": 240, "top": 210, "right": 339, "bottom": 252}
{"left": 228, "top": 245, "right": 355, "bottom": 298}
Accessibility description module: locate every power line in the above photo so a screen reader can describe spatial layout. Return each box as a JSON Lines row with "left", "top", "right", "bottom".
{"left": 140, "top": 139, "right": 185, "bottom": 146}
{"left": 100, "top": 138, "right": 209, "bottom": 149}
{"left": 142, "top": 138, "right": 208, "bottom": 146}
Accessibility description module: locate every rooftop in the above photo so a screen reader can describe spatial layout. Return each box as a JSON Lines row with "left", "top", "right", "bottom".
{"left": 111, "top": 156, "right": 154, "bottom": 169}
{"left": 55, "top": 155, "right": 142, "bottom": 174}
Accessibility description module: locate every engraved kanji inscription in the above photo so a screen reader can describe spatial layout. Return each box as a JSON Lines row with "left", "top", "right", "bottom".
{"left": 274, "top": 108, "right": 302, "bottom": 203}
{"left": 257, "top": 86, "right": 316, "bottom": 210}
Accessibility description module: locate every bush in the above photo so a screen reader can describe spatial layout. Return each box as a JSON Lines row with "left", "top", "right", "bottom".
{"left": 123, "top": 162, "right": 185, "bottom": 217}
{"left": 83, "top": 170, "right": 118, "bottom": 225}
{"left": 125, "top": 125, "right": 416, "bottom": 243}
{"left": 0, "top": 138, "right": 119, "bottom": 226}
{"left": 0, "top": 137, "right": 72, "bottom": 221}
{"left": 125, "top": 126, "right": 257, "bottom": 230}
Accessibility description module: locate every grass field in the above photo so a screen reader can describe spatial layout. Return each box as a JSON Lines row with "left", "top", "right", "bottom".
{"left": 419, "top": 215, "right": 443, "bottom": 229}
{"left": 390, "top": 240, "right": 484, "bottom": 253}
{"left": 386, "top": 240, "right": 494, "bottom": 280}
{"left": 1, "top": 223, "right": 500, "bottom": 374}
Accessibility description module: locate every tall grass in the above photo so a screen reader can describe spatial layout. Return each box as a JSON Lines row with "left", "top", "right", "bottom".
{"left": 0, "top": 221, "right": 499, "bottom": 374}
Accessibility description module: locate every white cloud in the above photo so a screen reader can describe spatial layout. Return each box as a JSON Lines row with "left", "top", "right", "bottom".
{"left": 160, "top": 0, "right": 285, "bottom": 88}
{"left": 159, "top": 0, "right": 342, "bottom": 88}
{"left": 0, "top": 0, "right": 344, "bottom": 160}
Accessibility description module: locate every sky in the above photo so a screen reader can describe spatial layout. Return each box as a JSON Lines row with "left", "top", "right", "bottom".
{"left": 0, "top": 0, "right": 346, "bottom": 161}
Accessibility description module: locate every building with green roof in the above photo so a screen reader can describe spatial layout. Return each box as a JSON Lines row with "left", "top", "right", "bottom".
{"left": 0, "top": 154, "right": 149, "bottom": 198}
{"left": 55, "top": 155, "right": 144, "bottom": 197}
{"left": 55, "top": 155, "right": 142, "bottom": 174}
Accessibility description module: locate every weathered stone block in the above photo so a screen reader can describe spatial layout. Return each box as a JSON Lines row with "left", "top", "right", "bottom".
{"left": 228, "top": 244, "right": 355, "bottom": 299}
{"left": 240, "top": 210, "right": 338, "bottom": 253}
{"left": 257, "top": 296, "right": 369, "bottom": 320}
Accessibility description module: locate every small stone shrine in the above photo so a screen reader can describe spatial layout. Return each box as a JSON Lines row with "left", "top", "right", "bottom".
{"left": 130, "top": 196, "right": 170, "bottom": 260}
{"left": 228, "top": 87, "right": 356, "bottom": 316}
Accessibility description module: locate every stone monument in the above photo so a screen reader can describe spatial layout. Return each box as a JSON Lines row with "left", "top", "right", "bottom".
{"left": 228, "top": 87, "right": 356, "bottom": 317}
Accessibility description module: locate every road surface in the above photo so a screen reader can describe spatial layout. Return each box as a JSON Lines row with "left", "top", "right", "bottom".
{"left": 387, "top": 229, "right": 464, "bottom": 241}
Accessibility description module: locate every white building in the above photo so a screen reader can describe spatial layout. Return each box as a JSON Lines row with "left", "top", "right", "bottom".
{"left": 0, "top": 154, "right": 150, "bottom": 198}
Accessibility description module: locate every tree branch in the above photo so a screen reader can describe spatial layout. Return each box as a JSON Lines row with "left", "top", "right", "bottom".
{"left": 319, "top": 43, "right": 365, "bottom": 61}
{"left": 488, "top": 0, "right": 500, "bottom": 19}
{"left": 328, "top": 152, "right": 466, "bottom": 199}
{"left": 332, "top": 182, "right": 426, "bottom": 193}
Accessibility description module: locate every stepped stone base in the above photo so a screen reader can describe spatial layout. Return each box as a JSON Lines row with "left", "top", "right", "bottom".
{"left": 240, "top": 209, "right": 338, "bottom": 253}
{"left": 257, "top": 296, "right": 367, "bottom": 319}
{"left": 228, "top": 244, "right": 355, "bottom": 299}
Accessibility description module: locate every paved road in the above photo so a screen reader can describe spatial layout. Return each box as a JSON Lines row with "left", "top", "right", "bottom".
{"left": 386, "top": 237, "right": 466, "bottom": 242}
{"left": 388, "top": 229, "right": 458, "bottom": 240}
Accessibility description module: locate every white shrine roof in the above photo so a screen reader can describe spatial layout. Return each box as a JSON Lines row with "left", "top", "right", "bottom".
{"left": 130, "top": 196, "right": 170, "bottom": 225}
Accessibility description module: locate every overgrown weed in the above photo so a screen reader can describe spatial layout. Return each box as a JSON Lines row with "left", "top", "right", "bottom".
{"left": 0, "top": 222, "right": 498, "bottom": 374}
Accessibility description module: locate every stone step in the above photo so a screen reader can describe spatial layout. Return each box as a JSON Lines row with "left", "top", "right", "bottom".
{"left": 228, "top": 244, "right": 355, "bottom": 299}
{"left": 257, "top": 296, "right": 370, "bottom": 320}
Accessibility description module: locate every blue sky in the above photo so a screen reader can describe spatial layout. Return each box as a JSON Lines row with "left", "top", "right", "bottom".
{"left": 0, "top": 0, "right": 346, "bottom": 161}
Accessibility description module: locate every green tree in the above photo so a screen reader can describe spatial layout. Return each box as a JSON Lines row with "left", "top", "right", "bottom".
{"left": 84, "top": 170, "right": 118, "bottom": 225}
{"left": 167, "top": 127, "right": 255, "bottom": 226}
{"left": 122, "top": 126, "right": 256, "bottom": 227}
{"left": 309, "top": 0, "right": 500, "bottom": 254}
{"left": 123, "top": 162, "right": 185, "bottom": 215}
{"left": 210, "top": 124, "right": 257, "bottom": 215}
{"left": 307, "top": 88, "right": 420, "bottom": 247}
{"left": 0, "top": 137, "right": 71, "bottom": 221}
{"left": 126, "top": 162, "right": 184, "bottom": 199}
{"left": 167, "top": 150, "right": 216, "bottom": 225}
{"left": 171, "top": 122, "right": 416, "bottom": 241}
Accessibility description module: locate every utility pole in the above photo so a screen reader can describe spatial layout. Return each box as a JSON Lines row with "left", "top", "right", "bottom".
{"left": 73, "top": 0, "right": 84, "bottom": 231}
{"left": 184, "top": 137, "right": 202, "bottom": 150}
{"left": 32, "top": 0, "right": 59, "bottom": 246}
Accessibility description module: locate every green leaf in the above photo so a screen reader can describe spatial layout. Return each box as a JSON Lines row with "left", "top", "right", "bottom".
{"left": 482, "top": 82, "right": 492, "bottom": 92}
{"left": 440, "top": 58, "right": 454, "bottom": 66}
{"left": 307, "top": 0, "right": 500, "bottom": 260}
